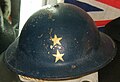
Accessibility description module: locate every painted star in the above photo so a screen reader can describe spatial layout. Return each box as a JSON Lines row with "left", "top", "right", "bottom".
{"left": 51, "top": 34, "right": 62, "bottom": 46}
{"left": 53, "top": 50, "right": 64, "bottom": 63}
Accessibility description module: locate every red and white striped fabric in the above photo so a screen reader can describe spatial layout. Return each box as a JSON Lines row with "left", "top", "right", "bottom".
{"left": 65, "top": 0, "right": 120, "bottom": 28}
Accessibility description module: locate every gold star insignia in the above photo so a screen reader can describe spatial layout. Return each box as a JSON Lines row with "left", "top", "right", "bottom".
{"left": 53, "top": 50, "right": 64, "bottom": 63}
{"left": 51, "top": 34, "right": 62, "bottom": 46}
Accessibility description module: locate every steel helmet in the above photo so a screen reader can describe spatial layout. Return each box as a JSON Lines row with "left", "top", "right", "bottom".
{"left": 5, "top": 3, "right": 116, "bottom": 80}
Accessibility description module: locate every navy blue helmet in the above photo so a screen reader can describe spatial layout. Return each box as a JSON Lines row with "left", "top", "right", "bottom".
{"left": 5, "top": 3, "right": 116, "bottom": 80}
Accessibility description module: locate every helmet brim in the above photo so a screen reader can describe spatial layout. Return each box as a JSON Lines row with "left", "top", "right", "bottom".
{"left": 4, "top": 32, "right": 116, "bottom": 80}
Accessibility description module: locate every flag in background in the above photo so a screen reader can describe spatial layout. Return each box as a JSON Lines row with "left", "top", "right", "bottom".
{"left": 19, "top": 0, "right": 120, "bottom": 32}
{"left": 64, "top": 0, "right": 120, "bottom": 29}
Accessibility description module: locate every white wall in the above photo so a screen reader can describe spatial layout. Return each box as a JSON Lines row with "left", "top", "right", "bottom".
{"left": 19, "top": 0, "right": 43, "bottom": 34}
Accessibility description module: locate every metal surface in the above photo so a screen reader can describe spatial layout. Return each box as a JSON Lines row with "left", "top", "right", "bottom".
{"left": 4, "top": 3, "right": 116, "bottom": 80}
